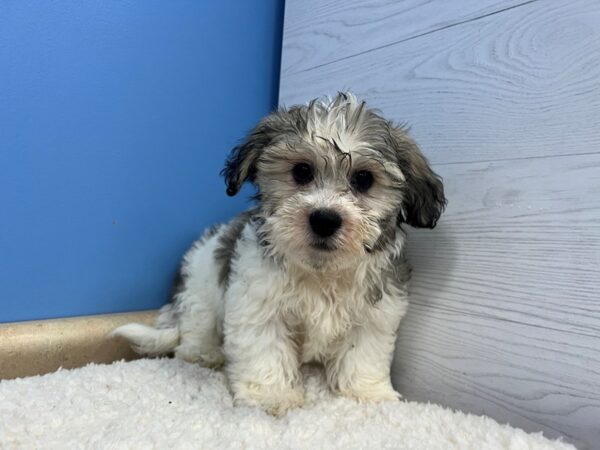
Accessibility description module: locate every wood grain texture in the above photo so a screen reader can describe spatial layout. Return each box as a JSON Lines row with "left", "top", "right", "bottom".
{"left": 281, "top": 0, "right": 527, "bottom": 76}
{"left": 281, "top": 0, "right": 600, "bottom": 448}
{"left": 280, "top": 0, "right": 600, "bottom": 165}
{"left": 393, "top": 154, "right": 600, "bottom": 449}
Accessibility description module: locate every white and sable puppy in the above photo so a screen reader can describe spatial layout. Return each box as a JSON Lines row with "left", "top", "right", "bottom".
{"left": 112, "top": 93, "right": 446, "bottom": 416}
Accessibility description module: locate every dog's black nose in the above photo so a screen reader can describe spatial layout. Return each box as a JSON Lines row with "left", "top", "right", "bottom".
{"left": 309, "top": 209, "right": 342, "bottom": 238}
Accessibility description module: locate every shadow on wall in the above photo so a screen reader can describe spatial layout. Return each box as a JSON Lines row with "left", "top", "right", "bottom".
{"left": 392, "top": 219, "right": 458, "bottom": 396}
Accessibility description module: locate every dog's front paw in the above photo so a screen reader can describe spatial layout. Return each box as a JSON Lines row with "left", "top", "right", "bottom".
{"left": 338, "top": 381, "right": 401, "bottom": 403}
{"left": 175, "top": 345, "right": 225, "bottom": 368}
{"left": 233, "top": 382, "right": 304, "bottom": 417}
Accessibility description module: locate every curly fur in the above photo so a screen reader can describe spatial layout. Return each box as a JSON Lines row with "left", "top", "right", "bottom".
{"left": 111, "top": 92, "right": 446, "bottom": 416}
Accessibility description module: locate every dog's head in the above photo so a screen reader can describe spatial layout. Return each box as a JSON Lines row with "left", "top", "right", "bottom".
{"left": 222, "top": 93, "right": 446, "bottom": 271}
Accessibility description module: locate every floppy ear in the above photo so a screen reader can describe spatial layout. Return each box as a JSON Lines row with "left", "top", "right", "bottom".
{"left": 221, "top": 110, "right": 296, "bottom": 196}
{"left": 387, "top": 125, "right": 447, "bottom": 229}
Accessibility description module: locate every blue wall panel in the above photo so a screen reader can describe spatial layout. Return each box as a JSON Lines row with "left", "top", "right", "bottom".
{"left": 0, "top": 1, "right": 284, "bottom": 322}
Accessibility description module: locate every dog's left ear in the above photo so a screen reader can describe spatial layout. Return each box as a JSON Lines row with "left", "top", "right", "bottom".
{"left": 221, "top": 110, "right": 295, "bottom": 196}
{"left": 387, "top": 124, "right": 447, "bottom": 229}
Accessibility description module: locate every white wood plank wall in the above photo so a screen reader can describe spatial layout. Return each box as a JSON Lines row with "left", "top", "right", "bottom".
{"left": 280, "top": 1, "right": 600, "bottom": 448}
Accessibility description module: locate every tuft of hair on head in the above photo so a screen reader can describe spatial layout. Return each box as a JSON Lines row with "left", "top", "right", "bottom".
{"left": 222, "top": 92, "right": 368, "bottom": 197}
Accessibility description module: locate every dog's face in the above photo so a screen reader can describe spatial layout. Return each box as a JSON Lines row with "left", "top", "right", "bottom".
{"left": 222, "top": 93, "right": 446, "bottom": 271}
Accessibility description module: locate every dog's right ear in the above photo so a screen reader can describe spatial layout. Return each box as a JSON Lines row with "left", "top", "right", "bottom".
{"left": 386, "top": 124, "right": 446, "bottom": 229}
{"left": 221, "top": 110, "right": 295, "bottom": 196}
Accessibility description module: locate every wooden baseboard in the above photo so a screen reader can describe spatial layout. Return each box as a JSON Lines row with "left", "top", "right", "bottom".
{"left": 0, "top": 310, "right": 158, "bottom": 380}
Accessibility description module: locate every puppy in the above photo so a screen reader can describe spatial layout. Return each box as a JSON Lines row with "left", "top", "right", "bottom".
{"left": 112, "top": 93, "right": 446, "bottom": 416}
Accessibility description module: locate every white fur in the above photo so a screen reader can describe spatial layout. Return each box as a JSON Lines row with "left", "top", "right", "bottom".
{"left": 228, "top": 225, "right": 406, "bottom": 412}
{"left": 0, "top": 359, "right": 574, "bottom": 450}
{"left": 113, "top": 219, "right": 407, "bottom": 415}
{"left": 108, "top": 323, "right": 178, "bottom": 356}
{"left": 112, "top": 93, "right": 441, "bottom": 415}
{"left": 114, "top": 233, "right": 227, "bottom": 368}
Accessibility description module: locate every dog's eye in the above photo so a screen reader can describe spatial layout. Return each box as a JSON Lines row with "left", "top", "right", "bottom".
{"left": 292, "top": 162, "right": 314, "bottom": 185}
{"left": 351, "top": 170, "right": 374, "bottom": 193}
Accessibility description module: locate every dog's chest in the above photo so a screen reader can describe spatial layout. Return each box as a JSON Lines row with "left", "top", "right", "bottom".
{"left": 299, "top": 311, "right": 353, "bottom": 363}
{"left": 282, "top": 276, "right": 367, "bottom": 363}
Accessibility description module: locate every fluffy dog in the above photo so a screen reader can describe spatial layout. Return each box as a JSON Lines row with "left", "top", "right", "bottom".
{"left": 112, "top": 93, "right": 446, "bottom": 415}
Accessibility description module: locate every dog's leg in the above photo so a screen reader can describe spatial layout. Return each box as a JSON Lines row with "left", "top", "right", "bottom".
{"left": 174, "top": 291, "right": 225, "bottom": 368}
{"left": 326, "top": 296, "right": 406, "bottom": 402}
{"left": 223, "top": 299, "right": 303, "bottom": 416}
{"left": 327, "top": 325, "right": 399, "bottom": 402}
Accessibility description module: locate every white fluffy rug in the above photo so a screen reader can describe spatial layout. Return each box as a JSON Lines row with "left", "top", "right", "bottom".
{"left": 0, "top": 358, "right": 574, "bottom": 450}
